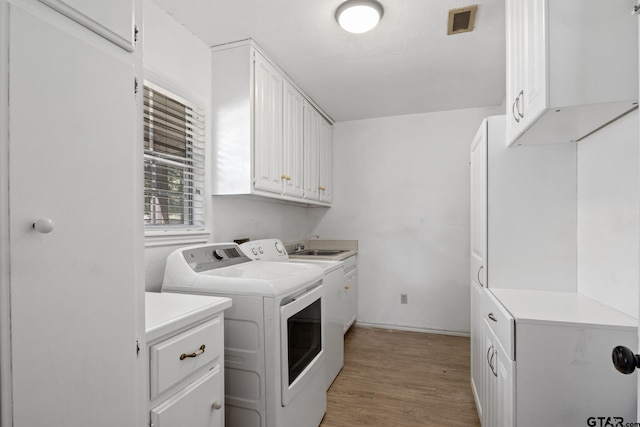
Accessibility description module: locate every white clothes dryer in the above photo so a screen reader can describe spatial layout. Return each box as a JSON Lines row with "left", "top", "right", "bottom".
{"left": 240, "top": 239, "right": 345, "bottom": 390}
{"left": 161, "top": 242, "right": 326, "bottom": 427}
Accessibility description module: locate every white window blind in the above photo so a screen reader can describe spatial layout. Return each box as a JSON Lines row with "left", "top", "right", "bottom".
{"left": 143, "top": 82, "right": 205, "bottom": 229}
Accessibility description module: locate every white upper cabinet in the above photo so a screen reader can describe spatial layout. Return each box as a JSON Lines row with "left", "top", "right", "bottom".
{"left": 303, "top": 102, "right": 320, "bottom": 201}
{"left": 318, "top": 117, "right": 333, "bottom": 203}
{"left": 282, "top": 82, "right": 305, "bottom": 198}
{"left": 506, "top": 0, "right": 638, "bottom": 146}
{"left": 211, "top": 40, "right": 333, "bottom": 206}
{"left": 39, "top": 0, "right": 135, "bottom": 51}
{"left": 253, "top": 53, "right": 284, "bottom": 194}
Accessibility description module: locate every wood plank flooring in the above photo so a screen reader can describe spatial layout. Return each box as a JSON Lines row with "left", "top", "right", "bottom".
{"left": 320, "top": 326, "right": 481, "bottom": 427}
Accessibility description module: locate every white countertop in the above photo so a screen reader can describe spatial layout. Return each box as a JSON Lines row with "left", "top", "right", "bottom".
{"left": 145, "top": 292, "right": 232, "bottom": 342}
{"left": 489, "top": 289, "right": 637, "bottom": 330}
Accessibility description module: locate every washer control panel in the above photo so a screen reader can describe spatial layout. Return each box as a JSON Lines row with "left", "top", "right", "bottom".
{"left": 181, "top": 243, "right": 251, "bottom": 272}
{"left": 240, "top": 239, "right": 289, "bottom": 261}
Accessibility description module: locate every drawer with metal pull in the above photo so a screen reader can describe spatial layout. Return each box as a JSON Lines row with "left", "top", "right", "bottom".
{"left": 149, "top": 316, "right": 223, "bottom": 399}
{"left": 484, "top": 290, "right": 515, "bottom": 359}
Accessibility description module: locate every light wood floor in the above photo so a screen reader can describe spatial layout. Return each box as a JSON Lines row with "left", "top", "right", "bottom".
{"left": 320, "top": 326, "right": 481, "bottom": 427}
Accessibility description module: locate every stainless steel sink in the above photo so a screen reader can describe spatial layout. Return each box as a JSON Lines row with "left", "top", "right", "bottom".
{"left": 291, "top": 249, "right": 346, "bottom": 256}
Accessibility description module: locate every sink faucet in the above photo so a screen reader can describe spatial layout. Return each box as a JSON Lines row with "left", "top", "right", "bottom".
{"left": 293, "top": 235, "right": 319, "bottom": 252}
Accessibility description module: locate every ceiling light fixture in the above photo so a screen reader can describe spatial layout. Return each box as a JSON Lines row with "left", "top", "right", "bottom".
{"left": 335, "top": 0, "right": 384, "bottom": 34}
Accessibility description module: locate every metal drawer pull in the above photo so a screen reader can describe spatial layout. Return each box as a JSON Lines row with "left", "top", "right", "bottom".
{"left": 477, "top": 265, "right": 484, "bottom": 287}
{"left": 179, "top": 344, "right": 206, "bottom": 360}
{"left": 488, "top": 313, "right": 497, "bottom": 322}
{"left": 487, "top": 345, "right": 494, "bottom": 366}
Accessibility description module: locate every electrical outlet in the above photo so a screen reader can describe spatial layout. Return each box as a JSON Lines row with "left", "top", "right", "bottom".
{"left": 400, "top": 293, "right": 408, "bottom": 304}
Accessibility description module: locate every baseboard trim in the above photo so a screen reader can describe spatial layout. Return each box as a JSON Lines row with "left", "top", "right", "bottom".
{"left": 354, "top": 321, "right": 470, "bottom": 338}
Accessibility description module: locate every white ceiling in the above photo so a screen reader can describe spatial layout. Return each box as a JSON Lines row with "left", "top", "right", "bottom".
{"left": 150, "top": 0, "right": 506, "bottom": 122}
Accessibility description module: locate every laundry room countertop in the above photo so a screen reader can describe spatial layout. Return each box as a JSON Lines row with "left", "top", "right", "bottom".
{"left": 489, "top": 289, "right": 637, "bottom": 330}
{"left": 145, "top": 292, "right": 232, "bottom": 342}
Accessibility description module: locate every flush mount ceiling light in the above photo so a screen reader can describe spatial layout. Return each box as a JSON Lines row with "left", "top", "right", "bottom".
{"left": 335, "top": 0, "right": 384, "bottom": 34}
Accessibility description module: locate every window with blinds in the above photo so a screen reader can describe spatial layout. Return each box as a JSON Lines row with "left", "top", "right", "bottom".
{"left": 143, "top": 83, "right": 205, "bottom": 229}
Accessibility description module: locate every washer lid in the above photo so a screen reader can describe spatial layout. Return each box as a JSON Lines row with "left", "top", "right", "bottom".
{"left": 162, "top": 243, "right": 323, "bottom": 297}
{"left": 191, "top": 261, "right": 323, "bottom": 296}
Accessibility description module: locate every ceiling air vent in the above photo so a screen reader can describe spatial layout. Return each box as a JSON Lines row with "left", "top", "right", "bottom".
{"left": 447, "top": 5, "right": 478, "bottom": 35}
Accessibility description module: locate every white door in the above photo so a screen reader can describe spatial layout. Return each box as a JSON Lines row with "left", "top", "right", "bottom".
{"left": 283, "top": 81, "right": 304, "bottom": 198}
{"left": 38, "top": 0, "right": 134, "bottom": 50}
{"left": 6, "top": 4, "right": 142, "bottom": 426}
{"left": 303, "top": 102, "right": 320, "bottom": 201}
{"left": 520, "top": 0, "right": 546, "bottom": 130}
{"left": 470, "top": 120, "right": 487, "bottom": 288}
{"left": 495, "top": 340, "right": 515, "bottom": 427}
{"left": 505, "top": 0, "right": 523, "bottom": 140}
{"left": 319, "top": 117, "right": 333, "bottom": 203}
{"left": 254, "top": 53, "right": 284, "bottom": 195}
{"left": 470, "top": 279, "right": 484, "bottom": 419}
{"left": 483, "top": 323, "right": 497, "bottom": 427}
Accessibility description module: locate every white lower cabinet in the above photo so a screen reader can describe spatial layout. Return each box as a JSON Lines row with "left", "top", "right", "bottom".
{"left": 481, "top": 289, "right": 638, "bottom": 427}
{"left": 146, "top": 293, "right": 231, "bottom": 427}
{"left": 483, "top": 320, "right": 514, "bottom": 427}
{"left": 342, "top": 255, "right": 358, "bottom": 333}
{"left": 151, "top": 367, "right": 222, "bottom": 426}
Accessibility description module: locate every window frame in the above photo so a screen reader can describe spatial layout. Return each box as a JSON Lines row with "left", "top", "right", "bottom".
{"left": 143, "top": 68, "right": 209, "bottom": 246}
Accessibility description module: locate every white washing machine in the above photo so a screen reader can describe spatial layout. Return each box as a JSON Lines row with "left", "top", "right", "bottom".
{"left": 240, "top": 239, "right": 345, "bottom": 389}
{"left": 161, "top": 242, "right": 326, "bottom": 427}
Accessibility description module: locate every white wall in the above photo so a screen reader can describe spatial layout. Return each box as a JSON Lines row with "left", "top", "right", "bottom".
{"left": 577, "top": 110, "right": 639, "bottom": 318}
{"left": 143, "top": 2, "right": 321, "bottom": 291}
{"left": 310, "top": 106, "right": 502, "bottom": 335}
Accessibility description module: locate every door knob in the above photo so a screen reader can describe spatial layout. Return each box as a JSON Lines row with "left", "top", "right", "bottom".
{"left": 33, "top": 218, "right": 55, "bottom": 234}
{"left": 612, "top": 346, "right": 640, "bottom": 374}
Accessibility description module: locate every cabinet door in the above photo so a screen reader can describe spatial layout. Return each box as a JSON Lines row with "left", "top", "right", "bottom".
{"left": 343, "top": 269, "right": 357, "bottom": 333}
{"left": 8, "top": 5, "right": 140, "bottom": 426}
{"left": 303, "top": 102, "right": 320, "bottom": 201}
{"left": 520, "top": 0, "right": 546, "bottom": 129}
{"left": 470, "top": 281, "right": 484, "bottom": 419}
{"left": 495, "top": 340, "right": 515, "bottom": 427}
{"left": 318, "top": 117, "right": 333, "bottom": 203}
{"left": 283, "top": 82, "right": 304, "bottom": 198}
{"left": 482, "top": 323, "right": 497, "bottom": 427}
{"left": 470, "top": 121, "right": 487, "bottom": 288}
{"left": 506, "top": 0, "right": 546, "bottom": 143}
{"left": 151, "top": 367, "right": 223, "bottom": 427}
{"left": 39, "top": 0, "right": 134, "bottom": 51}
{"left": 254, "top": 53, "right": 284, "bottom": 194}
{"left": 505, "top": 0, "right": 523, "bottom": 140}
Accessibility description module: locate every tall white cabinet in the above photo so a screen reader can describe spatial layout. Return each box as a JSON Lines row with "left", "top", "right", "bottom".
{"left": 0, "top": 1, "right": 144, "bottom": 426}
{"left": 469, "top": 119, "right": 487, "bottom": 418}
{"left": 506, "top": 0, "right": 637, "bottom": 146}
{"left": 469, "top": 116, "right": 577, "bottom": 425}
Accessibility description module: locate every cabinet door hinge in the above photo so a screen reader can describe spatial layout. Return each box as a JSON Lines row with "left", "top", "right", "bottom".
{"left": 633, "top": 4, "right": 640, "bottom": 15}
{"left": 136, "top": 338, "right": 141, "bottom": 357}
{"left": 134, "top": 25, "right": 139, "bottom": 44}
{"left": 134, "top": 77, "right": 139, "bottom": 95}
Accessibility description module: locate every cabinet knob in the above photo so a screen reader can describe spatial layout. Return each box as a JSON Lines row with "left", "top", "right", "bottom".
{"left": 33, "top": 218, "right": 55, "bottom": 234}
{"left": 212, "top": 401, "right": 222, "bottom": 410}
{"left": 281, "top": 174, "right": 287, "bottom": 180}
{"left": 286, "top": 176, "right": 292, "bottom": 181}
{"left": 612, "top": 346, "right": 640, "bottom": 374}
{"left": 344, "top": 284, "right": 350, "bottom": 290}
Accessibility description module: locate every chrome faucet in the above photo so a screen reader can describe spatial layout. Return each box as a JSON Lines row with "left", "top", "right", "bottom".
{"left": 293, "top": 235, "right": 319, "bottom": 252}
